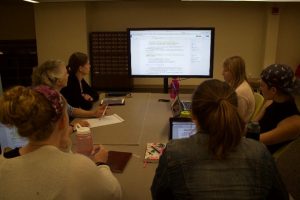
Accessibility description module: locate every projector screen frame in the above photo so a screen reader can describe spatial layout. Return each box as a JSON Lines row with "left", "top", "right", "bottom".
{"left": 127, "top": 27, "right": 215, "bottom": 78}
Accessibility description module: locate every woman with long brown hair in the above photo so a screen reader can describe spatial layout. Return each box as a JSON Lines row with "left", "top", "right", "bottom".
{"left": 61, "top": 52, "right": 99, "bottom": 110}
{"left": 151, "top": 79, "right": 287, "bottom": 200}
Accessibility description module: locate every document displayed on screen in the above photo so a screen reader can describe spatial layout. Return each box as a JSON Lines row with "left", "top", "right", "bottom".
{"left": 172, "top": 121, "right": 196, "bottom": 139}
{"left": 129, "top": 30, "right": 213, "bottom": 76}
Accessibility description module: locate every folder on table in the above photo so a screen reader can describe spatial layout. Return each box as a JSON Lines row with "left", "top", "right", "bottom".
{"left": 107, "top": 151, "right": 132, "bottom": 173}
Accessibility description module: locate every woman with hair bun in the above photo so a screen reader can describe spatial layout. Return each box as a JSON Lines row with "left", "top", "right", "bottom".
{"left": 0, "top": 85, "right": 121, "bottom": 200}
{"left": 151, "top": 79, "right": 288, "bottom": 200}
{"left": 2, "top": 59, "right": 107, "bottom": 158}
{"left": 61, "top": 52, "right": 99, "bottom": 110}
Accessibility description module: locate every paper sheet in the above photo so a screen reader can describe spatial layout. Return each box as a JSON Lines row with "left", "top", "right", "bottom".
{"left": 86, "top": 114, "right": 124, "bottom": 128}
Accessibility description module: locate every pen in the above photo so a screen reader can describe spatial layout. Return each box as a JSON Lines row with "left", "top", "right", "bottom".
{"left": 151, "top": 145, "right": 161, "bottom": 154}
{"left": 100, "top": 105, "right": 108, "bottom": 120}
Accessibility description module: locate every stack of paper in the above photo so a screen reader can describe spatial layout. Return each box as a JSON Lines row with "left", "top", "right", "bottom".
{"left": 86, "top": 114, "right": 124, "bottom": 128}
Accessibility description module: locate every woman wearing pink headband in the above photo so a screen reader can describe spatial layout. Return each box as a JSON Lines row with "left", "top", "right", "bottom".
{"left": 0, "top": 85, "right": 121, "bottom": 199}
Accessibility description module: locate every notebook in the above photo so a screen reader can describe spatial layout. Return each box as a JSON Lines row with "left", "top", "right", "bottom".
{"left": 106, "top": 151, "right": 132, "bottom": 173}
{"left": 144, "top": 143, "right": 166, "bottom": 163}
{"left": 170, "top": 96, "right": 192, "bottom": 117}
{"left": 169, "top": 117, "right": 196, "bottom": 140}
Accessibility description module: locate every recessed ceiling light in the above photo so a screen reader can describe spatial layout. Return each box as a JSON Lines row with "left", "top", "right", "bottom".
{"left": 23, "top": 0, "right": 39, "bottom": 3}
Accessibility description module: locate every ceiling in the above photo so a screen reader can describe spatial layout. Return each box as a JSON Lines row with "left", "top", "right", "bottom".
{"left": 36, "top": 0, "right": 177, "bottom": 2}
{"left": 8, "top": 0, "right": 300, "bottom": 3}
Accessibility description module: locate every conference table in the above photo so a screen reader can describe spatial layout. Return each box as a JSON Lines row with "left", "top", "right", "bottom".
{"left": 83, "top": 93, "right": 191, "bottom": 200}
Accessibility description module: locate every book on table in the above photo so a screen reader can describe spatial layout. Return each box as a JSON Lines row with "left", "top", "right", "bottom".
{"left": 144, "top": 143, "right": 166, "bottom": 163}
{"left": 106, "top": 151, "right": 132, "bottom": 173}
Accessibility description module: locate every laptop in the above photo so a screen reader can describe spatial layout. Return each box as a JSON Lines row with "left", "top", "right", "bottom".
{"left": 169, "top": 117, "right": 196, "bottom": 140}
{"left": 170, "top": 95, "right": 192, "bottom": 117}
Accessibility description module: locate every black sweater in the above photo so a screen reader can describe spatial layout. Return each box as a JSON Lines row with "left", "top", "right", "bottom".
{"left": 61, "top": 74, "right": 99, "bottom": 110}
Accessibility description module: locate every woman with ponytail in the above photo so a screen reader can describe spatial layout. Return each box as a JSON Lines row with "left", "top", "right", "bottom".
{"left": 151, "top": 79, "right": 288, "bottom": 200}
{"left": 61, "top": 52, "right": 99, "bottom": 110}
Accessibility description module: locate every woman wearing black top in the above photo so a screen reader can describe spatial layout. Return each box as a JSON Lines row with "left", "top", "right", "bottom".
{"left": 61, "top": 52, "right": 99, "bottom": 110}
{"left": 254, "top": 64, "right": 300, "bottom": 154}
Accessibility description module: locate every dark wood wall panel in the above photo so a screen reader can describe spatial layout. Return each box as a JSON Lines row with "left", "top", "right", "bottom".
{"left": 90, "top": 32, "right": 132, "bottom": 91}
{"left": 0, "top": 40, "right": 37, "bottom": 90}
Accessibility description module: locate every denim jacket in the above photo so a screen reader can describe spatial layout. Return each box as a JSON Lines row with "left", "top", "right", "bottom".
{"left": 151, "top": 132, "right": 288, "bottom": 200}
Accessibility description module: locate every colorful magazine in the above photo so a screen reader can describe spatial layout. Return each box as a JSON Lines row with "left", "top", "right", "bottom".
{"left": 144, "top": 143, "right": 166, "bottom": 163}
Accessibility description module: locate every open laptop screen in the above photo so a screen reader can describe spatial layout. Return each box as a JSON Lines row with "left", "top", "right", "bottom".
{"left": 169, "top": 117, "right": 196, "bottom": 140}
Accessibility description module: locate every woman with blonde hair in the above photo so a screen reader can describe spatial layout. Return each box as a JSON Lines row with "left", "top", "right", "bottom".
{"left": 0, "top": 85, "right": 121, "bottom": 199}
{"left": 222, "top": 56, "right": 255, "bottom": 122}
{"left": 151, "top": 79, "right": 287, "bottom": 200}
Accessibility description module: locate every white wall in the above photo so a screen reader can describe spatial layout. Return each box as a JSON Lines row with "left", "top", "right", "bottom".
{"left": 276, "top": 3, "right": 300, "bottom": 71}
{"left": 34, "top": 2, "right": 88, "bottom": 65}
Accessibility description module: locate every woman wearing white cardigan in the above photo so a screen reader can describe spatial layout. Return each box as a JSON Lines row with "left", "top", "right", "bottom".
{"left": 0, "top": 85, "right": 121, "bottom": 200}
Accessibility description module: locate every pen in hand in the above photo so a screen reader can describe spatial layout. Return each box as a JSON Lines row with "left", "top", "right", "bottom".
{"left": 99, "top": 105, "right": 108, "bottom": 120}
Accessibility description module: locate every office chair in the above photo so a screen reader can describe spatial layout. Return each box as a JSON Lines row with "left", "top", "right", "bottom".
{"left": 274, "top": 136, "right": 300, "bottom": 200}
{"left": 0, "top": 123, "right": 28, "bottom": 152}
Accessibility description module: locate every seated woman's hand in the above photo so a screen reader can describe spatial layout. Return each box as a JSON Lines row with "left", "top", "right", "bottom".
{"left": 71, "top": 119, "right": 90, "bottom": 127}
{"left": 90, "top": 145, "right": 108, "bottom": 164}
{"left": 92, "top": 105, "right": 109, "bottom": 118}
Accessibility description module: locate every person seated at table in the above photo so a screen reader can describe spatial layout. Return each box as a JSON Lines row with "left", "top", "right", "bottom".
{"left": 222, "top": 56, "right": 255, "bottom": 123}
{"left": 32, "top": 59, "right": 106, "bottom": 127}
{"left": 0, "top": 85, "right": 121, "bottom": 200}
{"left": 3, "top": 60, "right": 108, "bottom": 158}
{"left": 61, "top": 52, "right": 99, "bottom": 110}
{"left": 151, "top": 79, "right": 288, "bottom": 200}
{"left": 254, "top": 64, "right": 300, "bottom": 154}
